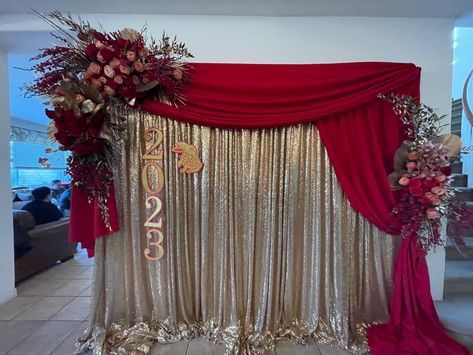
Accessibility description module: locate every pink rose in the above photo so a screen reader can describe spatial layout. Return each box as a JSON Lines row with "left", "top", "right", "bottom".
{"left": 75, "top": 94, "right": 85, "bottom": 104}
{"left": 173, "top": 69, "right": 183, "bottom": 80}
{"left": 133, "top": 61, "right": 145, "bottom": 72}
{"left": 426, "top": 208, "right": 440, "bottom": 219}
{"left": 103, "top": 85, "right": 116, "bottom": 97}
{"left": 399, "top": 177, "right": 410, "bottom": 186}
{"left": 114, "top": 75, "right": 123, "bottom": 84}
{"left": 126, "top": 51, "right": 137, "bottom": 62}
{"left": 119, "top": 64, "right": 131, "bottom": 75}
{"left": 109, "top": 58, "right": 121, "bottom": 69}
{"left": 95, "top": 40, "right": 106, "bottom": 49}
{"left": 424, "top": 192, "right": 435, "bottom": 199}
{"left": 132, "top": 75, "right": 141, "bottom": 85}
{"left": 435, "top": 174, "right": 446, "bottom": 182}
{"left": 99, "top": 76, "right": 107, "bottom": 84}
{"left": 406, "top": 162, "right": 417, "bottom": 171}
{"left": 431, "top": 186, "right": 445, "bottom": 196}
{"left": 90, "top": 78, "right": 102, "bottom": 89}
{"left": 104, "top": 65, "right": 116, "bottom": 78}
{"left": 407, "top": 152, "right": 418, "bottom": 161}
{"left": 431, "top": 197, "right": 441, "bottom": 206}
{"left": 88, "top": 62, "right": 102, "bottom": 75}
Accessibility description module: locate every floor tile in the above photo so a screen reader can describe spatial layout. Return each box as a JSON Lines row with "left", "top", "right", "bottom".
{"left": 51, "top": 321, "right": 89, "bottom": 355}
{"left": 32, "top": 262, "right": 67, "bottom": 279}
{"left": 149, "top": 340, "right": 189, "bottom": 355}
{"left": 15, "top": 297, "right": 74, "bottom": 321}
{"left": 0, "top": 320, "right": 41, "bottom": 355}
{"left": 17, "top": 278, "right": 70, "bottom": 296}
{"left": 39, "top": 265, "right": 93, "bottom": 280}
{"left": 317, "top": 343, "right": 360, "bottom": 355}
{"left": 186, "top": 337, "right": 226, "bottom": 355}
{"left": 79, "top": 287, "right": 92, "bottom": 297}
{"left": 51, "top": 297, "right": 90, "bottom": 321}
{"left": 277, "top": 339, "right": 321, "bottom": 354}
{"left": 0, "top": 296, "right": 43, "bottom": 320}
{"left": 6, "top": 320, "right": 80, "bottom": 355}
{"left": 49, "top": 279, "right": 92, "bottom": 297}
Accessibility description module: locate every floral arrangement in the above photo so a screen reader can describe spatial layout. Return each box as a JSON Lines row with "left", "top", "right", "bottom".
{"left": 25, "top": 11, "right": 193, "bottom": 227}
{"left": 384, "top": 94, "right": 473, "bottom": 253}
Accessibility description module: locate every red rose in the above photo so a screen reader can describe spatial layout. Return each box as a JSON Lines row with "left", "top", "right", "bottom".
{"left": 409, "top": 178, "right": 423, "bottom": 196}
{"left": 97, "top": 48, "right": 115, "bottom": 63}
{"left": 423, "top": 179, "right": 438, "bottom": 190}
{"left": 85, "top": 43, "right": 99, "bottom": 58}
{"left": 92, "top": 31, "right": 107, "bottom": 42}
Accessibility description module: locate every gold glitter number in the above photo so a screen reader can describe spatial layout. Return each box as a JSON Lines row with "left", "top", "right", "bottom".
{"left": 141, "top": 161, "right": 165, "bottom": 194}
{"left": 141, "top": 127, "right": 165, "bottom": 261}
{"left": 144, "top": 196, "right": 163, "bottom": 228}
{"left": 143, "top": 229, "right": 164, "bottom": 261}
{"left": 142, "top": 128, "right": 164, "bottom": 160}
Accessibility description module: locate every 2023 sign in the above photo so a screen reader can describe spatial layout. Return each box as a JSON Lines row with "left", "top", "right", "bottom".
{"left": 141, "top": 127, "right": 165, "bottom": 261}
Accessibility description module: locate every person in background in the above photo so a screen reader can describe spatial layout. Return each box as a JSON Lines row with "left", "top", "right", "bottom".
{"left": 59, "top": 187, "right": 71, "bottom": 217}
{"left": 22, "top": 186, "right": 63, "bottom": 225}
{"left": 50, "top": 179, "right": 65, "bottom": 201}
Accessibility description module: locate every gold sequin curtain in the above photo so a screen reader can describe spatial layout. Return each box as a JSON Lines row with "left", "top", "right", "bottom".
{"left": 79, "top": 110, "right": 399, "bottom": 354}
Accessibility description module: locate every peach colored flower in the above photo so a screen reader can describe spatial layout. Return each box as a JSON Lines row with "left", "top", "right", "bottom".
{"left": 139, "top": 48, "right": 149, "bottom": 57}
{"left": 173, "top": 69, "right": 183, "bottom": 80}
{"left": 426, "top": 208, "right": 440, "bottom": 219}
{"left": 84, "top": 70, "right": 93, "bottom": 79}
{"left": 431, "top": 186, "right": 445, "bottom": 196}
{"left": 75, "top": 94, "right": 85, "bottom": 104}
{"left": 435, "top": 174, "right": 446, "bottom": 182}
{"left": 399, "top": 177, "right": 410, "bottom": 186}
{"left": 119, "top": 64, "right": 131, "bottom": 75}
{"left": 90, "top": 78, "right": 102, "bottom": 89}
{"left": 133, "top": 61, "right": 144, "bottom": 72}
{"left": 431, "top": 197, "right": 441, "bottom": 206}
{"left": 109, "top": 58, "right": 121, "bottom": 69}
{"left": 103, "top": 85, "right": 116, "bottom": 97}
{"left": 406, "top": 162, "right": 417, "bottom": 171}
{"left": 114, "top": 75, "right": 123, "bottom": 84}
{"left": 126, "top": 51, "right": 137, "bottom": 62}
{"left": 407, "top": 152, "right": 418, "bottom": 160}
{"left": 104, "top": 65, "right": 116, "bottom": 78}
{"left": 132, "top": 75, "right": 141, "bottom": 85}
{"left": 88, "top": 62, "right": 102, "bottom": 75}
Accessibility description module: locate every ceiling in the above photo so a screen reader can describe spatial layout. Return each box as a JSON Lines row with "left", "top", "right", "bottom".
{"left": 0, "top": 0, "right": 473, "bottom": 19}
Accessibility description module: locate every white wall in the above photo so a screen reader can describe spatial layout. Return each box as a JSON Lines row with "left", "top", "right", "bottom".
{"left": 0, "top": 14, "right": 454, "bottom": 300}
{"left": 0, "top": 50, "right": 16, "bottom": 304}
{"left": 453, "top": 27, "right": 473, "bottom": 187}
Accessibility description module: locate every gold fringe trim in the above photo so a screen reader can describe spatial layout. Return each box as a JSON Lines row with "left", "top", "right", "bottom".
{"left": 76, "top": 314, "right": 370, "bottom": 355}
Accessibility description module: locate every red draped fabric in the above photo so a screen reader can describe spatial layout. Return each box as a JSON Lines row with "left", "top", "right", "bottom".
{"left": 69, "top": 185, "right": 119, "bottom": 257}
{"left": 71, "top": 62, "right": 469, "bottom": 354}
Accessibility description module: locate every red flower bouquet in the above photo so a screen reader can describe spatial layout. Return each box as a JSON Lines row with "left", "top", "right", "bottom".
{"left": 24, "top": 11, "right": 193, "bottom": 228}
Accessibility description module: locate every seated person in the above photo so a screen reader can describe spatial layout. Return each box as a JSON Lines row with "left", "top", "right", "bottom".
{"left": 50, "top": 179, "right": 65, "bottom": 201}
{"left": 22, "top": 186, "right": 63, "bottom": 225}
{"left": 59, "top": 187, "right": 71, "bottom": 216}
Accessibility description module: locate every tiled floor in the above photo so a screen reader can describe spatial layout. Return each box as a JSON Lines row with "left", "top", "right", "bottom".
{"left": 0, "top": 250, "right": 359, "bottom": 355}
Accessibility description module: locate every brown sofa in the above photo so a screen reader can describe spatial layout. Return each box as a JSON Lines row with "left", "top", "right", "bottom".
{"left": 13, "top": 208, "right": 77, "bottom": 282}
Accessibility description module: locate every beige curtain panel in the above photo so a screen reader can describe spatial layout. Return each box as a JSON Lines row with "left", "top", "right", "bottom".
{"left": 78, "top": 110, "right": 399, "bottom": 354}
